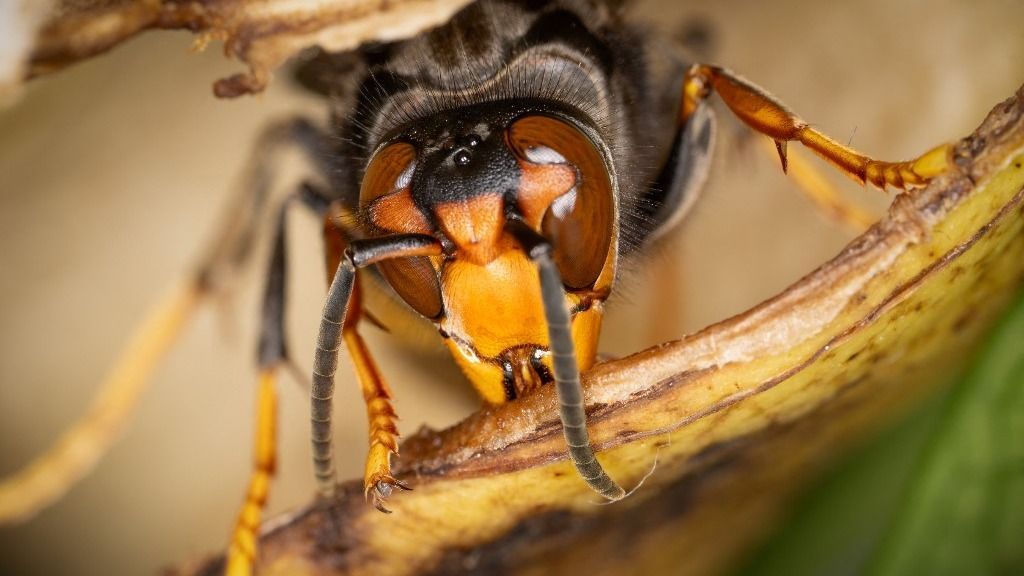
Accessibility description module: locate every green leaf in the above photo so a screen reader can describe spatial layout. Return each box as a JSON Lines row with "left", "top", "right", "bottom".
{"left": 870, "top": 289, "right": 1024, "bottom": 576}
{"left": 737, "top": 288, "right": 1024, "bottom": 576}
{"left": 733, "top": 394, "right": 944, "bottom": 576}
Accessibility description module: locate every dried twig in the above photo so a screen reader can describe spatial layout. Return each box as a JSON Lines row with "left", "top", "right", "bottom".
{"left": 16, "top": 0, "right": 472, "bottom": 97}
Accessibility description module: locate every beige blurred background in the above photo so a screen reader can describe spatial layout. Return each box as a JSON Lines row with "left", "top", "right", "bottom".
{"left": 1, "top": 1, "right": 1022, "bottom": 574}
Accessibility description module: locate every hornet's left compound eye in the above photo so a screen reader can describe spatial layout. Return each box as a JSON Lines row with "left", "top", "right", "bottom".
{"left": 507, "top": 115, "right": 615, "bottom": 290}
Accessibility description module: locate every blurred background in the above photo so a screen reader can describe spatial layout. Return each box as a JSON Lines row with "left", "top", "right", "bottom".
{"left": 0, "top": 0, "right": 1022, "bottom": 574}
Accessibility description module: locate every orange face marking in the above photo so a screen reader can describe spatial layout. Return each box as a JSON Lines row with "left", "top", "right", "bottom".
{"left": 438, "top": 233, "right": 607, "bottom": 404}
{"left": 569, "top": 301, "right": 603, "bottom": 374}
{"left": 366, "top": 189, "right": 432, "bottom": 235}
{"left": 360, "top": 141, "right": 431, "bottom": 234}
{"left": 440, "top": 235, "right": 548, "bottom": 359}
{"left": 434, "top": 193, "right": 505, "bottom": 265}
{"left": 516, "top": 162, "right": 577, "bottom": 229}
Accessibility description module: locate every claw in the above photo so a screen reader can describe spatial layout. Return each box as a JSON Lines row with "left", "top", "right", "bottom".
{"left": 371, "top": 493, "right": 393, "bottom": 514}
{"left": 364, "top": 473, "right": 411, "bottom": 513}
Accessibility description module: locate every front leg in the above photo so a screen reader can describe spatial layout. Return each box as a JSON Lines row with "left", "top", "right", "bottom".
{"left": 342, "top": 279, "right": 409, "bottom": 512}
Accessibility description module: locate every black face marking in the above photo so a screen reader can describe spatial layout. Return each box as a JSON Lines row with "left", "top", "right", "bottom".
{"left": 408, "top": 108, "right": 520, "bottom": 216}
{"left": 377, "top": 99, "right": 589, "bottom": 219}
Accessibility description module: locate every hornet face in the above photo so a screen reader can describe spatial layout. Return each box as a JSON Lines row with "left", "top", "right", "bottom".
{"left": 359, "top": 101, "right": 617, "bottom": 402}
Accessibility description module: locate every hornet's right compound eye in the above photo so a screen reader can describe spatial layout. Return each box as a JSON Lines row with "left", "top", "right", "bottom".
{"left": 359, "top": 141, "right": 443, "bottom": 320}
{"left": 360, "top": 142, "right": 430, "bottom": 235}
{"left": 361, "top": 142, "right": 416, "bottom": 205}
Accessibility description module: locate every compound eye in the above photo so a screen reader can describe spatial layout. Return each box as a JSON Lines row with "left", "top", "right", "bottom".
{"left": 507, "top": 115, "right": 615, "bottom": 290}
{"left": 360, "top": 141, "right": 432, "bottom": 235}
{"left": 360, "top": 141, "right": 442, "bottom": 319}
{"left": 361, "top": 141, "right": 416, "bottom": 206}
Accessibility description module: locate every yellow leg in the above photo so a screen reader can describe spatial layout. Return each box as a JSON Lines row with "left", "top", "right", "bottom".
{"left": 342, "top": 290, "right": 407, "bottom": 513}
{"left": 682, "top": 64, "right": 952, "bottom": 191}
{"left": 0, "top": 281, "right": 201, "bottom": 523}
{"left": 225, "top": 369, "right": 278, "bottom": 576}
